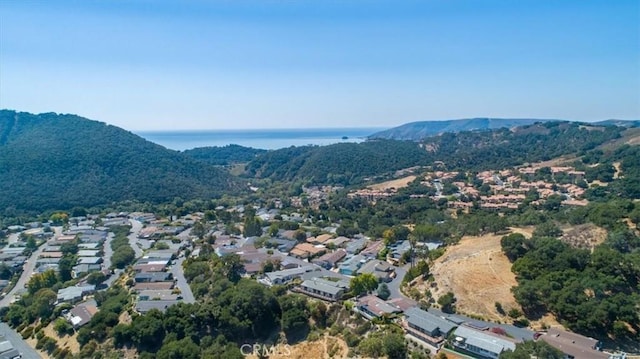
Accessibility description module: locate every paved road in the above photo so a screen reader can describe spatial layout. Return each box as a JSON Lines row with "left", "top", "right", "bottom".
{"left": 127, "top": 220, "right": 144, "bottom": 259}
{"left": 0, "top": 227, "right": 62, "bottom": 308}
{"left": 0, "top": 323, "right": 42, "bottom": 359}
{"left": 170, "top": 256, "right": 195, "bottom": 304}
{"left": 388, "top": 263, "right": 410, "bottom": 300}
{"left": 103, "top": 232, "right": 114, "bottom": 270}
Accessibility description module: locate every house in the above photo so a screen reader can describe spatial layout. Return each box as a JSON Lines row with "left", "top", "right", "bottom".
{"left": 297, "top": 277, "right": 348, "bottom": 301}
{"left": 312, "top": 249, "right": 347, "bottom": 269}
{"left": 356, "top": 295, "right": 402, "bottom": 320}
{"left": 77, "top": 257, "right": 103, "bottom": 265}
{"left": 338, "top": 255, "right": 367, "bottom": 275}
{"left": 138, "top": 290, "right": 180, "bottom": 301}
{"left": 132, "top": 281, "right": 175, "bottom": 292}
{"left": 64, "top": 301, "right": 99, "bottom": 328}
{"left": 0, "top": 339, "right": 21, "bottom": 359}
{"left": 134, "top": 272, "right": 173, "bottom": 283}
{"left": 78, "top": 243, "right": 100, "bottom": 250}
{"left": 262, "top": 266, "right": 319, "bottom": 286}
{"left": 357, "top": 259, "right": 395, "bottom": 282}
{"left": 267, "top": 238, "right": 297, "bottom": 253}
{"left": 72, "top": 263, "right": 102, "bottom": 278}
{"left": 402, "top": 307, "right": 457, "bottom": 347}
{"left": 57, "top": 285, "right": 95, "bottom": 304}
{"left": 539, "top": 328, "right": 611, "bottom": 359}
{"left": 77, "top": 250, "right": 100, "bottom": 257}
{"left": 451, "top": 325, "right": 516, "bottom": 359}
{"left": 306, "top": 234, "right": 333, "bottom": 245}
{"left": 360, "top": 241, "right": 385, "bottom": 259}
{"left": 133, "top": 263, "right": 167, "bottom": 273}
{"left": 345, "top": 237, "right": 367, "bottom": 254}
{"left": 135, "top": 300, "right": 180, "bottom": 313}
{"left": 289, "top": 243, "right": 326, "bottom": 259}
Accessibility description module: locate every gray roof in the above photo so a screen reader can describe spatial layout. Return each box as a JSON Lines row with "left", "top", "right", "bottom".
{"left": 453, "top": 325, "right": 516, "bottom": 355}
{"left": 300, "top": 278, "right": 346, "bottom": 296}
{"left": 57, "top": 285, "right": 95, "bottom": 302}
{"left": 265, "top": 266, "right": 316, "bottom": 282}
{"left": 135, "top": 300, "right": 180, "bottom": 313}
{"left": 0, "top": 341, "right": 13, "bottom": 354}
{"left": 405, "top": 307, "right": 457, "bottom": 335}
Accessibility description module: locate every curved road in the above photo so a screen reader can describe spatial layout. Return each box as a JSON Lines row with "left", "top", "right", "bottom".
{"left": 0, "top": 226, "right": 62, "bottom": 308}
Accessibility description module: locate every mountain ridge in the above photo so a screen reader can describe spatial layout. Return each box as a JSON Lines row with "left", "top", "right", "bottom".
{"left": 369, "top": 117, "right": 639, "bottom": 140}
{"left": 0, "top": 110, "right": 242, "bottom": 213}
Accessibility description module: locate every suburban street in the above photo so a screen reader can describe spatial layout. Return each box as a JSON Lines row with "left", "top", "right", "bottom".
{"left": 127, "top": 220, "right": 144, "bottom": 258}
{"left": 170, "top": 256, "right": 195, "bottom": 304}
{"left": 0, "top": 226, "right": 62, "bottom": 308}
{"left": 102, "top": 232, "right": 114, "bottom": 270}
{"left": 0, "top": 323, "right": 42, "bottom": 359}
{"left": 387, "top": 263, "right": 410, "bottom": 301}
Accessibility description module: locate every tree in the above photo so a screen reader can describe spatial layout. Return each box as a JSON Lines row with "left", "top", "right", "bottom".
{"left": 533, "top": 222, "right": 562, "bottom": 238}
{"left": 377, "top": 283, "right": 390, "bottom": 300}
{"left": 54, "top": 318, "right": 73, "bottom": 336}
{"left": 383, "top": 333, "right": 407, "bottom": 359}
{"left": 157, "top": 337, "right": 201, "bottom": 359}
{"left": 191, "top": 221, "right": 207, "bottom": 239}
{"left": 87, "top": 271, "right": 107, "bottom": 285}
{"left": 350, "top": 273, "right": 378, "bottom": 296}
{"left": 112, "top": 245, "right": 135, "bottom": 269}
{"left": 437, "top": 292, "right": 457, "bottom": 313}
{"left": 221, "top": 253, "right": 244, "bottom": 283}
{"left": 58, "top": 255, "right": 75, "bottom": 282}
{"left": 27, "top": 270, "right": 58, "bottom": 295}
{"left": 501, "top": 233, "right": 528, "bottom": 262}
{"left": 499, "top": 340, "right": 563, "bottom": 359}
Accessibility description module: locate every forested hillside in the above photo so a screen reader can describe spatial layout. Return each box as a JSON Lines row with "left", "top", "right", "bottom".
{"left": 0, "top": 111, "right": 241, "bottom": 213}
{"left": 183, "top": 144, "right": 266, "bottom": 165}
{"left": 245, "top": 140, "right": 431, "bottom": 185}
{"left": 246, "top": 122, "right": 625, "bottom": 186}
{"left": 369, "top": 118, "right": 556, "bottom": 140}
{"left": 370, "top": 118, "right": 639, "bottom": 140}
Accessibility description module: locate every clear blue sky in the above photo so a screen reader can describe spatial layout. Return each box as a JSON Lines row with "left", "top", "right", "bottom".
{"left": 1, "top": 0, "right": 638, "bottom": 130}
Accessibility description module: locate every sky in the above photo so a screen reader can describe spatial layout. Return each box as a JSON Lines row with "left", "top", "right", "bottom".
{"left": 0, "top": 0, "right": 638, "bottom": 131}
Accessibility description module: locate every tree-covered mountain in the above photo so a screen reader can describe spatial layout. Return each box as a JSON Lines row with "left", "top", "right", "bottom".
{"left": 245, "top": 121, "right": 625, "bottom": 186}
{"left": 0, "top": 110, "right": 242, "bottom": 213}
{"left": 182, "top": 144, "right": 266, "bottom": 166}
{"left": 368, "top": 118, "right": 558, "bottom": 140}
{"left": 369, "top": 117, "right": 638, "bottom": 141}
{"left": 245, "top": 140, "right": 431, "bottom": 185}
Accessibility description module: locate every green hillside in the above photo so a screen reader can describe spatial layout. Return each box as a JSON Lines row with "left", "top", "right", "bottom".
{"left": 182, "top": 144, "right": 267, "bottom": 166}
{"left": 245, "top": 121, "right": 625, "bottom": 186}
{"left": 245, "top": 140, "right": 431, "bottom": 185}
{"left": 369, "top": 117, "right": 639, "bottom": 141}
{"left": 0, "top": 110, "right": 242, "bottom": 213}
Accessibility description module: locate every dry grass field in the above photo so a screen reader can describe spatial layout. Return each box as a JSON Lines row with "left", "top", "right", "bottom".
{"left": 428, "top": 229, "right": 524, "bottom": 322}
{"left": 367, "top": 175, "right": 416, "bottom": 191}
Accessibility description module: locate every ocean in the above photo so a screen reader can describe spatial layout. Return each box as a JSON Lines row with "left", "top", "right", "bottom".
{"left": 135, "top": 127, "right": 385, "bottom": 151}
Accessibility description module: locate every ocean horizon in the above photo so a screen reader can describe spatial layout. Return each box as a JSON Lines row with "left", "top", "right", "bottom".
{"left": 136, "top": 127, "right": 386, "bottom": 151}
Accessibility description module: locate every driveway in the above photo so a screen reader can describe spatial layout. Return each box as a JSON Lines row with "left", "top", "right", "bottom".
{"left": 0, "top": 323, "right": 42, "bottom": 359}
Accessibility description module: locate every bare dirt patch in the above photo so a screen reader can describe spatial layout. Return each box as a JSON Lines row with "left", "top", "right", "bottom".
{"left": 428, "top": 231, "right": 521, "bottom": 322}
{"left": 560, "top": 223, "right": 607, "bottom": 251}
{"left": 44, "top": 323, "right": 80, "bottom": 355}
{"left": 427, "top": 227, "right": 563, "bottom": 327}
{"left": 431, "top": 227, "right": 548, "bottom": 321}
{"left": 368, "top": 175, "right": 416, "bottom": 191}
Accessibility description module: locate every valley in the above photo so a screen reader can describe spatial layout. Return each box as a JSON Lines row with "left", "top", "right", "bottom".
{"left": 0, "top": 113, "right": 638, "bottom": 359}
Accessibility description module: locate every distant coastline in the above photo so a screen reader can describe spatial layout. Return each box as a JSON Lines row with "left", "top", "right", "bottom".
{"left": 136, "top": 127, "right": 385, "bottom": 151}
